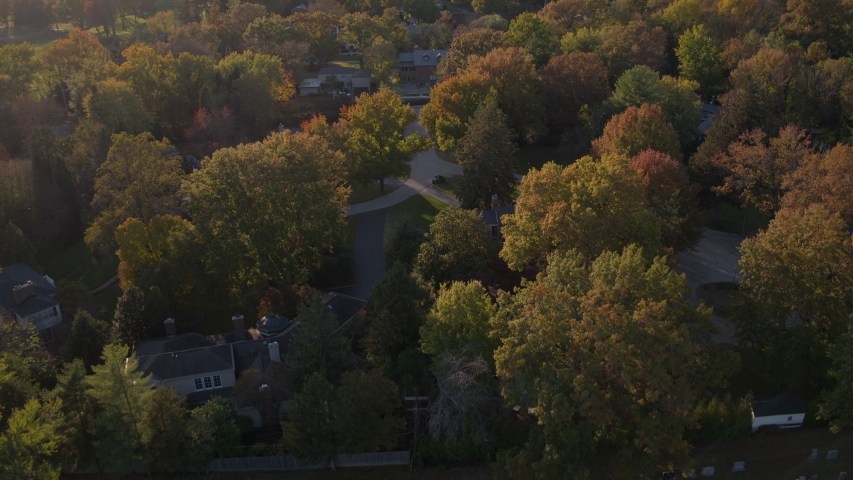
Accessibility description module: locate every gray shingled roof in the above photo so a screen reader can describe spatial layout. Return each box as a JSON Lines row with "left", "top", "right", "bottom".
{"left": 413, "top": 50, "right": 448, "bottom": 67}
{"left": 138, "top": 344, "right": 233, "bottom": 380}
{"left": 752, "top": 394, "right": 807, "bottom": 417}
{"left": 479, "top": 205, "right": 515, "bottom": 227}
{"left": 0, "top": 263, "right": 58, "bottom": 317}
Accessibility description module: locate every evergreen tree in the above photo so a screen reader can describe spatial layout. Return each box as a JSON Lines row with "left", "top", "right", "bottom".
{"left": 51, "top": 359, "right": 98, "bottom": 471}
{"left": 142, "top": 387, "right": 189, "bottom": 472}
{"left": 0, "top": 398, "right": 65, "bottom": 480}
{"left": 457, "top": 101, "right": 518, "bottom": 211}
{"left": 62, "top": 310, "right": 110, "bottom": 370}
{"left": 0, "top": 221, "right": 39, "bottom": 269}
{"left": 285, "top": 291, "right": 353, "bottom": 388}
{"left": 86, "top": 344, "right": 154, "bottom": 473}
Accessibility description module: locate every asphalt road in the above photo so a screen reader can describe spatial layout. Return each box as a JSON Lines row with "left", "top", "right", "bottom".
{"left": 339, "top": 208, "right": 388, "bottom": 300}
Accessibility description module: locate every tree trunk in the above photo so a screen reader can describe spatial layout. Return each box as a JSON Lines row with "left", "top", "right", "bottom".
{"left": 379, "top": 178, "right": 385, "bottom": 192}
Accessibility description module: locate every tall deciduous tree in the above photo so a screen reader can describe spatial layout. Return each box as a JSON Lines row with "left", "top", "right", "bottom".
{"left": 184, "top": 131, "right": 349, "bottom": 294}
{"left": 500, "top": 158, "right": 661, "bottom": 270}
{"left": 629, "top": 149, "right": 703, "bottom": 251}
{"left": 495, "top": 245, "right": 723, "bottom": 478}
{"left": 115, "top": 215, "right": 192, "bottom": 289}
{"left": 675, "top": 24, "right": 722, "bottom": 93}
{"left": 415, "top": 207, "right": 496, "bottom": 289}
{"left": 142, "top": 387, "right": 188, "bottom": 472}
{"left": 781, "top": 143, "right": 853, "bottom": 220}
{"left": 0, "top": 398, "right": 65, "bottom": 480}
{"left": 420, "top": 280, "right": 499, "bottom": 362}
{"left": 342, "top": 88, "right": 431, "bottom": 191}
{"left": 286, "top": 291, "right": 352, "bottom": 387}
{"left": 505, "top": 13, "right": 554, "bottom": 65}
{"left": 86, "top": 344, "right": 154, "bottom": 473}
{"left": 540, "top": 52, "right": 611, "bottom": 132}
{"left": 818, "top": 323, "right": 853, "bottom": 433}
{"left": 436, "top": 28, "right": 507, "bottom": 77}
{"left": 419, "top": 72, "right": 496, "bottom": 150}
{"left": 592, "top": 103, "right": 682, "bottom": 160}
{"left": 85, "top": 133, "right": 182, "bottom": 253}
{"left": 456, "top": 101, "right": 517, "bottom": 210}
{"left": 185, "top": 397, "right": 241, "bottom": 469}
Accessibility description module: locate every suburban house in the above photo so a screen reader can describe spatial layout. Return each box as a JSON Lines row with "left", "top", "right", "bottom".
{"left": 397, "top": 48, "right": 448, "bottom": 86}
{"left": 479, "top": 195, "right": 515, "bottom": 239}
{"left": 133, "top": 292, "right": 366, "bottom": 424}
{"left": 317, "top": 66, "right": 371, "bottom": 97}
{"left": 297, "top": 77, "right": 322, "bottom": 96}
{"left": 751, "top": 394, "right": 807, "bottom": 432}
{"left": 0, "top": 262, "right": 62, "bottom": 342}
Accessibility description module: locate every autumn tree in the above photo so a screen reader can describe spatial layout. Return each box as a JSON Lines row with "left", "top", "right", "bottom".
{"left": 286, "top": 291, "right": 352, "bottom": 387}
{"left": 41, "top": 27, "right": 107, "bottom": 86}
{"left": 115, "top": 215, "right": 192, "bottom": 289}
{"left": 781, "top": 143, "right": 853, "bottom": 220}
{"left": 675, "top": 24, "right": 722, "bottom": 93}
{"left": 142, "top": 387, "right": 189, "bottom": 472}
{"left": 456, "top": 101, "right": 517, "bottom": 210}
{"left": 538, "top": 0, "right": 608, "bottom": 34}
{"left": 184, "top": 131, "right": 348, "bottom": 295}
{"left": 83, "top": 79, "right": 153, "bottom": 135}
{"left": 146, "top": 10, "right": 177, "bottom": 40}
{"left": 436, "top": 28, "right": 507, "bottom": 77}
{"left": 86, "top": 344, "right": 154, "bottom": 473}
{"left": 403, "top": 0, "right": 439, "bottom": 22}
{"left": 629, "top": 149, "right": 703, "bottom": 251}
{"left": 420, "top": 280, "right": 499, "bottom": 362}
{"left": 415, "top": 208, "right": 497, "bottom": 289}
{"left": 781, "top": 0, "right": 853, "bottom": 49}
{"left": 710, "top": 125, "right": 812, "bottom": 214}
{"left": 540, "top": 52, "right": 610, "bottom": 132}
{"left": 463, "top": 47, "right": 544, "bottom": 143}
{"left": 500, "top": 158, "right": 661, "bottom": 270}
{"left": 85, "top": 133, "right": 182, "bottom": 253}
{"left": 598, "top": 20, "right": 667, "bottom": 79}
{"left": 471, "top": 0, "right": 505, "bottom": 13}
{"left": 363, "top": 37, "right": 398, "bottom": 84}
{"left": 0, "top": 43, "right": 41, "bottom": 97}
{"left": 342, "top": 88, "right": 431, "bottom": 191}
{"left": 495, "top": 246, "right": 724, "bottom": 478}
{"left": 592, "top": 104, "right": 681, "bottom": 160}
{"left": 419, "top": 72, "right": 496, "bottom": 150}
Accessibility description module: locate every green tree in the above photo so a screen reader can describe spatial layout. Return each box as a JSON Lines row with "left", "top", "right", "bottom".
{"left": 675, "top": 24, "right": 722, "bottom": 93}
{"left": 363, "top": 37, "right": 399, "bottom": 85}
{"left": 362, "top": 262, "right": 432, "bottom": 375}
{"left": 495, "top": 245, "right": 723, "bottom": 478}
{"left": 0, "top": 398, "right": 65, "bottom": 480}
{"left": 342, "top": 88, "right": 431, "bottom": 191}
{"left": 436, "top": 28, "right": 507, "bottom": 77}
{"left": 420, "top": 280, "right": 499, "bottom": 362}
{"left": 286, "top": 291, "right": 353, "bottom": 387}
{"left": 0, "top": 43, "right": 41, "bottom": 97}
{"left": 819, "top": 323, "right": 853, "bottom": 433}
{"left": 415, "top": 207, "right": 496, "bottom": 289}
{"left": 86, "top": 344, "right": 154, "bottom": 474}
{"left": 0, "top": 221, "right": 39, "bottom": 269}
{"left": 403, "top": 0, "right": 439, "bottom": 22}
{"left": 142, "top": 387, "right": 188, "bottom": 472}
{"left": 115, "top": 215, "right": 192, "bottom": 289}
{"left": 185, "top": 397, "right": 241, "bottom": 468}
{"left": 83, "top": 79, "right": 153, "bottom": 135}
{"left": 471, "top": 0, "right": 505, "bottom": 14}
{"left": 112, "top": 286, "right": 151, "bottom": 347}
{"left": 456, "top": 101, "right": 517, "bottom": 210}
{"left": 281, "top": 372, "right": 338, "bottom": 461}
{"left": 184, "top": 131, "right": 349, "bottom": 295}
{"left": 50, "top": 359, "right": 97, "bottom": 470}
{"left": 505, "top": 13, "right": 555, "bottom": 65}
{"left": 85, "top": 133, "right": 183, "bottom": 253}
{"left": 592, "top": 103, "right": 682, "bottom": 160}
{"left": 62, "top": 310, "right": 110, "bottom": 370}
{"left": 500, "top": 158, "right": 661, "bottom": 270}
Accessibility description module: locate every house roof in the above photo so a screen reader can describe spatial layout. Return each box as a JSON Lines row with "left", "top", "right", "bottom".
{"left": 138, "top": 344, "right": 233, "bottom": 381}
{"left": 324, "top": 292, "right": 366, "bottom": 326}
{"left": 400, "top": 50, "right": 448, "bottom": 67}
{"left": 0, "top": 263, "right": 58, "bottom": 317}
{"left": 479, "top": 205, "right": 515, "bottom": 227}
{"left": 752, "top": 394, "right": 807, "bottom": 417}
{"left": 318, "top": 66, "right": 362, "bottom": 75}
{"left": 299, "top": 78, "right": 322, "bottom": 88}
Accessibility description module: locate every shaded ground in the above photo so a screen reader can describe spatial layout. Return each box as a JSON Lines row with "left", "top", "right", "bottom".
{"left": 63, "top": 465, "right": 494, "bottom": 480}
{"left": 337, "top": 208, "right": 387, "bottom": 300}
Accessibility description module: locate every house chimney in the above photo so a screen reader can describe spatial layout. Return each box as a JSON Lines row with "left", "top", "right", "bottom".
{"left": 259, "top": 384, "right": 277, "bottom": 427}
{"left": 164, "top": 317, "right": 176, "bottom": 336}
{"left": 268, "top": 341, "right": 281, "bottom": 363}
{"left": 413, "top": 44, "right": 419, "bottom": 51}
{"left": 12, "top": 281, "right": 36, "bottom": 305}
{"left": 232, "top": 314, "right": 247, "bottom": 341}
{"left": 491, "top": 194, "right": 499, "bottom": 210}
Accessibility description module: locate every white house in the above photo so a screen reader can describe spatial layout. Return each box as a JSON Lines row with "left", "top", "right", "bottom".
{"left": 0, "top": 262, "right": 62, "bottom": 342}
{"left": 298, "top": 77, "right": 322, "bottom": 96}
{"left": 751, "top": 394, "right": 807, "bottom": 432}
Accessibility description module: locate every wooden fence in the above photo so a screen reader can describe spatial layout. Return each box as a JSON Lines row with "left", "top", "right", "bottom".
{"left": 207, "top": 451, "right": 411, "bottom": 472}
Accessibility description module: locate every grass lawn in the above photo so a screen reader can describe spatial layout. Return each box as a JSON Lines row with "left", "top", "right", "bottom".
{"left": 349, "top": 182, "right": 400, "bottom": 205}
{"left": 329, "top": 60, "right": 361, "bottom": 68}
{"left": 436, "top": 148, "right": 456, "bottom": 164}
{"left": 384, "top": 194, "right": 448, "bottom": 244}
{"left": 514, "top": 145, "right": 563, "bottom": 175}
{"left": 706, "top": 203, "right": 770, "bottom": 235}
{"left": 66, "top": 465, "right": 494, "bottom": 480}
{"left": 692, "top": 428, "right": 853, "bottom": 479}
{"left": 0, "top": 26, "right": 69, "bottom": 48}
{"left": 433, "top": 175, "right": 463, "bottom": 200}
{"left": 344, "top": 216, "right": 359, "bottom": 249}
{"left": 45, "top": 241, "right": 118, "bottom": 290}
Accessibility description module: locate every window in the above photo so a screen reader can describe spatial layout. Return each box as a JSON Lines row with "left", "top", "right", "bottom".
{"left": 788, "top": 416, "right": 793, "bottom": 421}
{"left": 195, "top": 375, "right": 223, "bottom": 391}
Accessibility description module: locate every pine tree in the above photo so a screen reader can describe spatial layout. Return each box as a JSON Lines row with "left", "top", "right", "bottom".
{"left": 457, "top": 100, "right": 518, "bottom": 210}
{"left": 285, "top": 291, "right": 353, "bottom": 388}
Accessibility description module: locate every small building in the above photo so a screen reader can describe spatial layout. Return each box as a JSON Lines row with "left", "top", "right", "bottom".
{"left": 317, "top": 66, "right": 371, "bottom": 97}
{"left": 698, "top": 102, "right": 720, "bottom": 137}
{"left": 298, "top": 77, "right": 322, "bottom": 96}
{"left": 0, "top": 262, "right": 62, "bottom": 342}
{"left": 398, "top": 48, "right": 448, "bottom": 86}
{"left": 751, "top": 394, "right": 807, "bottom": 432}
{"left": 479, "top": 195, "right": 515, "bottom": 239}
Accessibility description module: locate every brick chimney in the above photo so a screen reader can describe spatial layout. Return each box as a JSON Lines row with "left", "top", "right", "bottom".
{"left": 232, "top": 314, "right": 247, "bottom": 341}
{"left": 491, "top": 194, "right": 499, "bottom": 210}
{"left": 164, "top": 318, "right": 176, "bottom": 336}
{"left": 12, "top": 281, "right": 36, "bottom": 305}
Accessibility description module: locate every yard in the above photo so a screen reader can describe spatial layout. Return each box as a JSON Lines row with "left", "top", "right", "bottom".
{"left": 705, "top": 203, "right": 770, "bottom": 235}
{"left": 384, "top": 194, "right": 448, "bottom": 244}
{"left": 45, "top": 240, "right": 122, "bottom": 317}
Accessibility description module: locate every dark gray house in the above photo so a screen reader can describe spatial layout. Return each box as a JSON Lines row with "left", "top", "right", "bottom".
{"left": 0, "top": 262, "right": 62, "bottom": 342}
